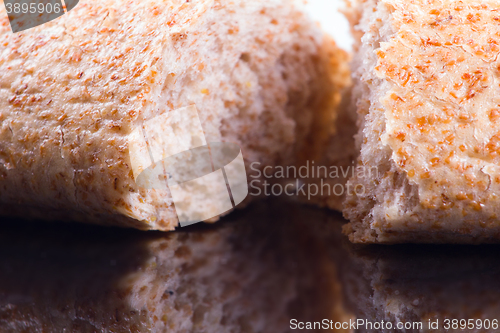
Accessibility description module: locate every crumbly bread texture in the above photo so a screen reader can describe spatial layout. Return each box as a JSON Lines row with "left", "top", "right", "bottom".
{"left": 335, "top": 241, "right": 500, "bottom": 333}
{"left": 0, "top": 0, "right": 344, "bottom": 230}
{"left": 344, "top": 0, "right": 500, "bottom": 243}
{"left": 0, "top": 200, "right": 350, "bottom": 333}
{"left": 289, "top": 39, "right": 353, "bottom": 211}
{"left": 302, "top": 87, "right": 358, "bottom": 211}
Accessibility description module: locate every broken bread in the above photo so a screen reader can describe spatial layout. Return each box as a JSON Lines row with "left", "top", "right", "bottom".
{"left": 0, "top": 0, "right": 347, "bottom": 230}
{"left": 344, "top": 0, "right": 500, "bottom": 243}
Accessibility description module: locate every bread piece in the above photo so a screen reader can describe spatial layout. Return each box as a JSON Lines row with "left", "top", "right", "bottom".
{"left": 344, "top": 0, "right": 500, "bottom": 243}
{"left": 0, "top": 199, "right": 350, "bottom": 333}
{"left": 335, "top": 241, "right": 500, "bottom": 333}
{"left": 0, "top": 0, "right": 344, "bottom": 230}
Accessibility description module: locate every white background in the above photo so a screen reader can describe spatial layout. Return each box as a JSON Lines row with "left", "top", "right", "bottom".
{"left": 303, "top": 0, "right": 353, "bottom": 51}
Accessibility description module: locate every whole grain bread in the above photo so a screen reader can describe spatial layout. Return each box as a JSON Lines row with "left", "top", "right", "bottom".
{"left": 344, "top": 0, "right": 500, "bottom": 243}
{"left": 0, "top": 0, "right": 346, "bottom": 230}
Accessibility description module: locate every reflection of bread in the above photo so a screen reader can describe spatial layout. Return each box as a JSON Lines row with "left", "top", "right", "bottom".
{"left": 0, "top": 200, "right": 349, "bottom": 332}
{"left": 344, "top": 0, "right": 500, "bottom": 243}
{"left": 0, "top": 0, "right": 345, "bottom": 230}
{"left": 336, "top": 242, "right": 500, "bottom": 333}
